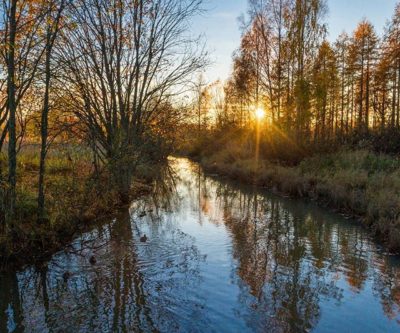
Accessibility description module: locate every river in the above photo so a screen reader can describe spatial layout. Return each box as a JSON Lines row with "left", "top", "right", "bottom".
{"left": 1, "top": 157, "right": 400, "bottom": 332}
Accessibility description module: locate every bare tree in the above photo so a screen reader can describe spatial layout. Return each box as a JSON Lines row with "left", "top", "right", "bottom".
{"left": 0, "top": 0, "right": 46, "bottom": 224}
{"left": 37, "top": 0, "right": 66, "bottom": 222}
{"left": 57, "top": 0, "right": 207, "bottom": 201}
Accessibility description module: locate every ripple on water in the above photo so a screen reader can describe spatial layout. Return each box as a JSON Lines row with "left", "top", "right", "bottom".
{"left": 1, "top": 158, "right": 400, "bottom": 332}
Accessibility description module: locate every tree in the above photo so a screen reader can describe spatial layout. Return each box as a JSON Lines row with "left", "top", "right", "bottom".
{"left": 334, "top": 32, "right": 350, "bottom": 136}
{"left": 383, "top": 3, "right": 400, "bottom": 128}
{"left": 293, "top": 0, "right": 327, "bottom": 140}
{"left": 57, "top": 0, "right": 207, "bottom": 201}
{"left": 349, "top": 20, "right": 378, "bottom": 132}
{"left": 372, "top": 54, "right": 391, "bottom": 130}
{"left": 0, "top": 0, "right": 46, "bottom": 224}
{"left": 37, "top": 0, "right": 66, "bottom": 222}
{"left": 312, "top": 41, "right": 338, "bottom": 141}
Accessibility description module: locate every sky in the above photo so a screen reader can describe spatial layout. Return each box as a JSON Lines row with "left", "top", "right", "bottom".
{"left": 194, "top": 0, "right": 399, "bottom": 83}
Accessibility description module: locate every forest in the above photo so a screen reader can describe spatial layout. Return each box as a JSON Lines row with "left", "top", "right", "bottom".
{"left": 0, "top": 0, "right": 398, "bottom": 264}
{"left": 0, "top": 0, "right": 206, "bottom": 262}
{"left": 191, "top": 0, "right": 400, "bottom": 147}
{"left": 183, "top": 0, "right": 400, "bottom": 250}
{"left": 2, "top": 0, "right": 400, "bottom": 332}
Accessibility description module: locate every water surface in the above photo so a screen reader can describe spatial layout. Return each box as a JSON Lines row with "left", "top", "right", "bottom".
{"left": 1, "top": 158, "right": 400, "bottom": 332}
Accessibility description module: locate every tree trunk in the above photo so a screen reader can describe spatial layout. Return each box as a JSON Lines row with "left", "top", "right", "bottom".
{"left": 6, "top": 0, "right": 17, "bottom": 226}
{"left": 111, "top": 161, "right": 133, "bottom": 204}
{"left": 392, "top": 66, "right": 397, "bottom": 128}
{"left": 397, "top": 62, "right": 400, "bottom": 128}
{"left": 37, "top": 0, "right": 64, "bottom": 222}
{"left": 359, "top": 49, "right": 364, "bottom": 129}
{"left": 38, "top": 40, "right": 52, "bottom": 222}
{"left": 365, "top": 52, "right": 370, "bottom": 133}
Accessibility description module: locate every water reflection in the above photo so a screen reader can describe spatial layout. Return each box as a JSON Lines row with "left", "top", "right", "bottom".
{"left": 1, "top": 158, "right": 400, "bottom": 332}
{"left": 183, "top": 158, "right": 400, "bottom": 332}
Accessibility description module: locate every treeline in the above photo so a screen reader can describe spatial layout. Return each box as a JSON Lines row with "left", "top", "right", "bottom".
{"left": 204, "top": 0, "right": 400, "bottom": 150}
{"left": 0, "top": 0, "right": 205, "bottom": 229}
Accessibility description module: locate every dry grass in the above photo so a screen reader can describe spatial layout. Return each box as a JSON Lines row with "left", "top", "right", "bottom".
{"left": 0, "top": 144, "right": 153, "bottom": 267}
{"left": 198, "top": 144, "right": 400, "bottom": 251}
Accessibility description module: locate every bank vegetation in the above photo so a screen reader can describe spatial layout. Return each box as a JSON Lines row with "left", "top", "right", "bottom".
{"left": 180, "top": 0, "right": 400, "bottom": 251}
{"left": 0, "top": 0, "right": 206, "bottom": 265}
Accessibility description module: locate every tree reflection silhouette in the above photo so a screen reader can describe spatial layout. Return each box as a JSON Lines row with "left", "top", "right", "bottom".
{"left": 0, "top": 183, "right": 206, "bottom": 332}
{"left": 1, "top": 158, "right": 400, "bottom": 332}
{"left": 198, "top": 169, "right": 400, "bottom": 332}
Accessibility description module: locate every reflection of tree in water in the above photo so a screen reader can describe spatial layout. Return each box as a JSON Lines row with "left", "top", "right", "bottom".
{"left": 372, "top": 255, "right": 400, "bottom": 321}
{"left": 0, "top": 177, "right": 206, "bottom": 332}
{"left": 178, "top": 161, "right": 213, "bottom": 224}
{"left": 0, "top": 272, "right": 25, "bottom": 333}
{"left": 206, "top": 177, "right": 398, "bottom": 332}
{"left": 214, "top": 186, "right": 338, "bottom": 332}
{"left": 0, "top": 210, "right": 156, "bottom": 332}
{"left": 2, "top": 158, "right": 400, "bottom": 332}
{"left": 137, "top": 159, "right": 182, "bottom": 215}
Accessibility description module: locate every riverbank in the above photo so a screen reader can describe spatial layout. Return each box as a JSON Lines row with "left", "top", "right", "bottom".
{"left": 187, "top": 144, "right": 400, "bottom": 252}
{"left": 2, "top": 156, "right": 400, "bottom": 332}
{"left": 0, "top": 145, "right": 155, "bottom": 269}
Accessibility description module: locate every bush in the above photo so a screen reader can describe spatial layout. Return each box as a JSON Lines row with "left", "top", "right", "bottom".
{"left": 192, "top": 132, "right": 400, "bottom": 251}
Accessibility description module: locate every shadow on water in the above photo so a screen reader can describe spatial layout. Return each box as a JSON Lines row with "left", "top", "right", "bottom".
{"left": 1, "top": 157, "right": 400, "bottom": 332}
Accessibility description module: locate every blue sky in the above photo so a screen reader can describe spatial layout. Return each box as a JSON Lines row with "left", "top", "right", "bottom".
{"left": 194, "top": 0, "right": 399, "bottom": 83}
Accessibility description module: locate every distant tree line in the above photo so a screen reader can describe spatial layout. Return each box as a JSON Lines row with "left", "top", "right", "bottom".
{"left": 210, "top": 0, "right": 400, "bottom": 149}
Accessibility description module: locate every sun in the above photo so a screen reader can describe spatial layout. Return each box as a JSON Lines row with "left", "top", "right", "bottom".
{"left": 255, "top": 107, "right": 265, "bottom": 120}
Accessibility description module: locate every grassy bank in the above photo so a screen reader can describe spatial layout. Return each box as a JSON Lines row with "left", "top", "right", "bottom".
{"left": 0, "top": 145, "right": 154, "bottom": 268}
{"left": 183, "top": 130, "right": 400, "bottom": 251}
